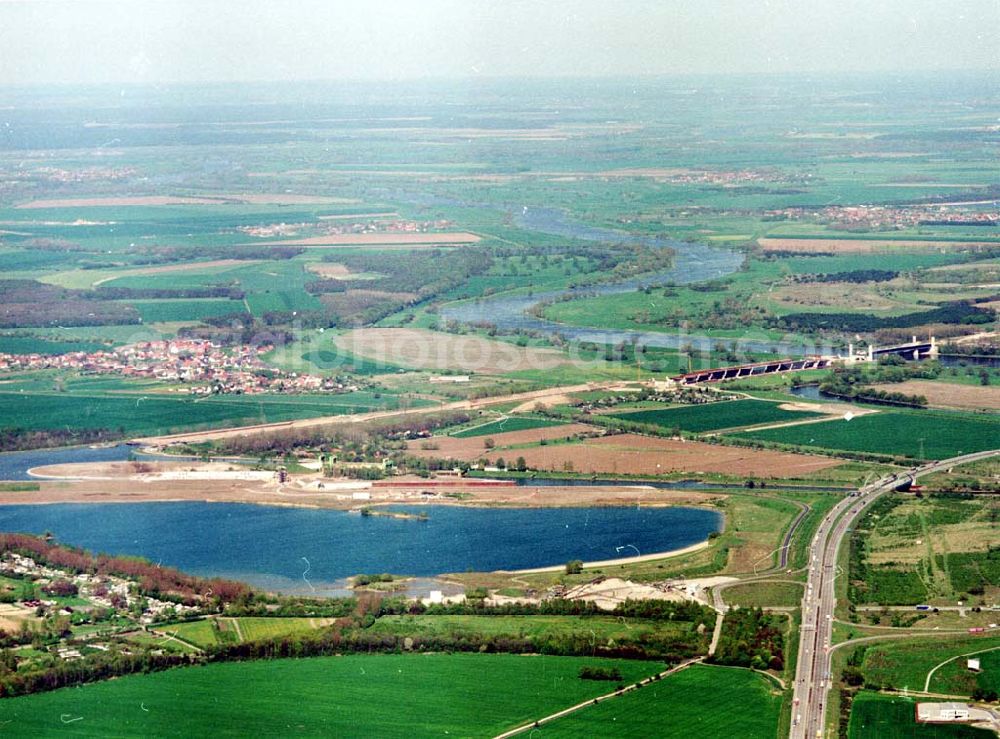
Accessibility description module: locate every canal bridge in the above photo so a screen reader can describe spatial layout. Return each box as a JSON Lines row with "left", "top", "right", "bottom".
{"left": 673, "top": 336, "right": 938, "bottom": 384}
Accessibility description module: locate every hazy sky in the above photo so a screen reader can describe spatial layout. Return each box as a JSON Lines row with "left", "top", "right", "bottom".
{"left": 1, "top": 0, "right": 997, "bottom": 85}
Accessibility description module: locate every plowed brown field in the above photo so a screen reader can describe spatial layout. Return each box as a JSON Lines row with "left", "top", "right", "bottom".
{"left": 492, "top": 434, "right": 838, "bottom": 478}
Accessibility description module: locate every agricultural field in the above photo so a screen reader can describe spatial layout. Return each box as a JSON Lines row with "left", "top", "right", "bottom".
{"left": 335, "top": 328, "right": 572, "bottom": 374}
{"left": 868, "top": 380, "right": 1000, "bottom": 411}
{"left": 490, "top": 433, "right": 840, "bottom": 478}
{"left": 847, "top": 692, "right": 993, "bottom": 738}
{"left": 609, "top": 398, "right": 826, "bottom": 432}
{"left": 730, "top": 409, "right": 1000, "bottom": 460}
{"left": 539, "top": 664, "right": 782, "bottom": 738}
{"left": 849, "top": 494, "right": 1000, "bottom": 605}
{"left": 0, "top": 653, "right": 663, "bottom": 737}
{"left": 0, "top": 387, "right": 412, "bottom": 438}
{"left": 163, "top": 617, "right": 332, "bottom": 649}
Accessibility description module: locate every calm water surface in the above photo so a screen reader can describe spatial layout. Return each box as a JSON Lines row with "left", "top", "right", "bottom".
{"left": 0, "top": 502, "right": 721, "bottom": 595}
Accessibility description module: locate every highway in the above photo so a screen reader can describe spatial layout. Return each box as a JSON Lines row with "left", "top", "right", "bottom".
{"left": 789, "top": 449, "right": 1000, "bottom": 739}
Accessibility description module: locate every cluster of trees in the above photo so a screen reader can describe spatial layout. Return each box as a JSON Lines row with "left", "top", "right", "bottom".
{"left": 579, "top": 665, "right": 623, "bottom": 681}
{"left": 819, "top": 366, "right": 928, "bottom": 407}
{"left": 773, "top": 301, "right": 992, "bottom": 332}
{"left": 708, "top": 607, "right": 785, "bottom": 671}
{"left": 0, "top": 648, "right": 194, "bottom": 698}
{"left": 792, "top": 269, "right": 898, "bottom": 284}
{"left": 0, "top": 427, "right": 121, "bottom": 452}
{"left": 95, "top": 286, "right": 245, "bottom": 300}
{"left": 0, "top": 279, "right": 141, "bottom": 328}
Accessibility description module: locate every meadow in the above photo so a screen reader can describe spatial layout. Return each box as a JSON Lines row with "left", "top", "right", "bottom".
{"left": 849, "top": 494, "right": 999, "bottom": 605}
{"left": 538, "top": 664, "right": 782, "bottom": 738}
{"left": 609, "top": 398, "right": 824, "bottom": 432}
{"left": 730, "top": 409, "right": 1000, "bottom": 460}
{"left": 0, "top": 653, "right": 663, "bottom": 737}
{"left": 368, "top": 614, "right": 705, "bottom": 655}
{"left": 859, "top": 637, "right": 1000, "bottom": 695}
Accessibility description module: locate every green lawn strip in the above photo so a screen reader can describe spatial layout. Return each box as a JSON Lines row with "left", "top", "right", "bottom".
{"left": 847, "top": 691, "right": 993, "bottom": 738}
{"left": 449, "top": 415, "right": 566, "bottom": 437}
{"left": 608, "top": 398, "right": 825, "bottom": 433}
{"left": 0, "top": 654, "right": 662, "bottom": 738}
{"left": 538, "top": 663, "right": 782, "bottom": 738}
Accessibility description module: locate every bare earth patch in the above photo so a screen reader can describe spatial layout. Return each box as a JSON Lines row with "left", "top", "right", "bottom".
{"left": 757, "top": 238, "right": 998, "bottom": 254}
{"left": 868, "top": 380, "right": 1000, "bottom": 411}
{"left": 336, "top": 327, "right": 571, "bottom": 373}
{"left": 406, "top": 423, "right": 597, "bottom": 460}
{"left": 492, "top": 434, "right": 839, "bottom": 478}
{"left": 244, "top": 232, "right": 481, "bottom": 247}
{"left": 306, "top": 263, "right": 353, "bottom": 279}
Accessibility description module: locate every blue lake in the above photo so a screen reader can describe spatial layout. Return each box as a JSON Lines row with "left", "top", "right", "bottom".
{"left": 0, "top": 502, "right": 721, "bottom": 595}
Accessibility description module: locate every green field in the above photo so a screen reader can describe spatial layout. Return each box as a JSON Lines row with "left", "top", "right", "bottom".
{"left": 848, "top": 692, "right": 993, "bottom": 738}
{"left": 610, "top": 399, "right": 824, "bottom": 432}
{"left": 722, "top": 581, "right": 804, "bottom": 608}
{"left": 730, "top": 410, "right": 1000, "bottom": 460}
{"left": 0, "top": 653, "right": 663, "bottom": 737}
{"left": 450, "top": 415, "right": 566, "bottom": 438}
{"left": 0, "top": 389, "right": 413, "bottom": 437}
{"left": 539, "top": 664, "right": 781, "bottom": 738}
{"left": 127, "top": 299, "right": 247, "bottom": 323}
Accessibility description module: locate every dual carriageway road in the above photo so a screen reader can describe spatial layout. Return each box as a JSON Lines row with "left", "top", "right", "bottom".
{"left": 790, "top": 448, "right": 1000, "bottom": 739}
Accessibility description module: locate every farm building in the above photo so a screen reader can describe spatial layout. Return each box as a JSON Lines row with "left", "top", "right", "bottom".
{"left": 916, "top": 702, "right": 970, "bottom": 723}
{"left": 968, "top": 658, "right": 981, "bottom": 671}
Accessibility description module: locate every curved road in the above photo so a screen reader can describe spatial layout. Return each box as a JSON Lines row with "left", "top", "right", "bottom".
{"left": 790, "top": 449, "right": 1000, "bottom": 739}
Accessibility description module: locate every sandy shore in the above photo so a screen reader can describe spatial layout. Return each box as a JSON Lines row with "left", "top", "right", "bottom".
{"left": 509, "top": 539, "right": 712, "bottom": 574}
{"left": 3, "top": 461, "right": 727, "bottom": 511}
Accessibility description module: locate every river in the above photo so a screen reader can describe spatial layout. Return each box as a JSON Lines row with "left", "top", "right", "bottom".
{"left": 440, "top": 206, "right": 833, "bottom": 356}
